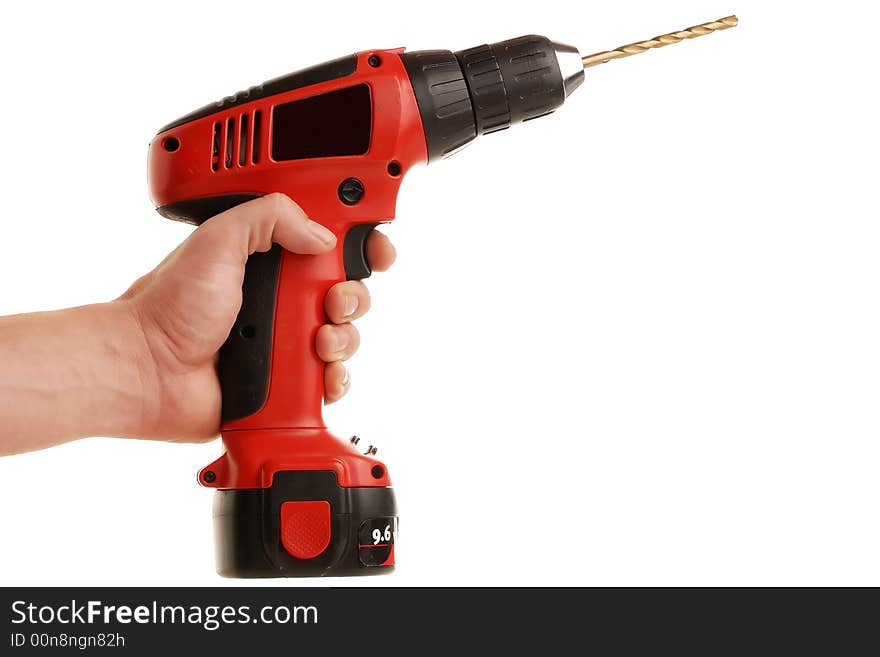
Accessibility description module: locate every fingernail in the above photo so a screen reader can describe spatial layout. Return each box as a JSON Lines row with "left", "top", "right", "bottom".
{"left": 307, "top": 220, "right": 336, "bottom": 244}
{"left": 340, "top": 368, "right": 350, "bottom": 387}
{"left": 343, "top": 295, "right": 359, "bottom": 317}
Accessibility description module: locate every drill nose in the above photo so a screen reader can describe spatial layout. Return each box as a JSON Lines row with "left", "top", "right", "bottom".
{"left": 551, "top": 40, "right": 585, "bottom": 97}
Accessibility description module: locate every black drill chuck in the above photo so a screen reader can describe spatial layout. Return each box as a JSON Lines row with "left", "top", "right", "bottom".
{"left": 400, "top": 35, "right": 584, "bottom": 160}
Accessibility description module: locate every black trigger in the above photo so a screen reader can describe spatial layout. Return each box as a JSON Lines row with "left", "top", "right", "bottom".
{"left": 343, "top": 223, "right": 379, "bottom": 280}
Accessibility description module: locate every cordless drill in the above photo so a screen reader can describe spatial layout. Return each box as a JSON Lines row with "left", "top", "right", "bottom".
{"left": 147, "top": 17, "right": 737, "bottom": 577}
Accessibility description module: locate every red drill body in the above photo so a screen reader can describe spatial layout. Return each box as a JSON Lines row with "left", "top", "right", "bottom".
{"left": 147, "top": 21, "right": 734, "bottom": 577}
{"left": 150, "top": 49, "right": 424, "bottom": 493}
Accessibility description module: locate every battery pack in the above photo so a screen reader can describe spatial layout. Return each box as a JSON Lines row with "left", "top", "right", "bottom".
{"left": 213, "top": 471, "right": 397, "bottom": 578}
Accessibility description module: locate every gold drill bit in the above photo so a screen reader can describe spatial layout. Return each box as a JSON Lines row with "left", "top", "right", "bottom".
{"left": 581, "top": 15, "right": 738, "bottom": 69}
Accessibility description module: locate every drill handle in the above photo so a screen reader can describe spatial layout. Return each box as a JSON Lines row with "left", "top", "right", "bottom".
{"left": 219, "top": 220, "right": 377, "bottom": 431}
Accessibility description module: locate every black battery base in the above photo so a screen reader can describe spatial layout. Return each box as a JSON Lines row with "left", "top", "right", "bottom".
{"left": 212, "top": 471, "right": 397, "bottom": 578}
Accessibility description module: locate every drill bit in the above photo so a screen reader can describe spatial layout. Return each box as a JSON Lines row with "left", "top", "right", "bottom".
{"left": 581, "top": 15, "right": 738, "bottom": 69}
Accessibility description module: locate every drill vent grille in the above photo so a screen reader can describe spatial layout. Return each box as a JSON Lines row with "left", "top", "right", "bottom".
{"left": 211, "top": 110, "right": 262, "bottom": 171}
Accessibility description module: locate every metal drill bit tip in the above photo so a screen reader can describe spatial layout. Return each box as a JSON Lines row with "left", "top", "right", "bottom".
{"left": 581, "top": 15, "right": 738, "bottom": 69}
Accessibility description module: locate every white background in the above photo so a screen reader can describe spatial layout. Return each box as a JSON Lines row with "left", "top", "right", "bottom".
{"left": 0, "top": 1, "right": 877, "bottom": 586}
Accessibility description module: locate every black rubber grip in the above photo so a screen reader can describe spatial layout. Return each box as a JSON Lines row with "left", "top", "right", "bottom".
{"left": 217, "top": 245, "right": 282, "bottom": 423}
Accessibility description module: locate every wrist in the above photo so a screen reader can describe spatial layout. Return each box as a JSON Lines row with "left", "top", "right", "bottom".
{"left": 87, "top": 299, "right": 161, "bottom": 439}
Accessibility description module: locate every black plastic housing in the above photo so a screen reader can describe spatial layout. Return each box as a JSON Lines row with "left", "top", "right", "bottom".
{"left": 400, "top": 49, "right": 476, "bottom": 160}
{"left": 159, "top": 55, "right": 358, "bottom": 133}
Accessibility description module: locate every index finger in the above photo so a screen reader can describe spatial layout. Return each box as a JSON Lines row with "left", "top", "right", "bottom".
{"left": 365, "top": 229, "right": 396, "bottom": 272}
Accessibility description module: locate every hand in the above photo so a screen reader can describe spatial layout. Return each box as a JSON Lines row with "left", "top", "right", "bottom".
{"left": 120, "top": 193, "right": 395, "bottom": 442}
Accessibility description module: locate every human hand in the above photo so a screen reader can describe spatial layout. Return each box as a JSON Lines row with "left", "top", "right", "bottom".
{"left": 120, "top": 193, "right": 395, "bottom": 442}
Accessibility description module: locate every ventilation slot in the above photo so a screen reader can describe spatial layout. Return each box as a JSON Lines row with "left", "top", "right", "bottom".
{"left": 225, "top": 117, "right": 235, "bottom": 168}
{"left": 212, "top": 112, "right": 260, "bottom": 171}
{"left": 211, "top": 122, "right": 221, "bottom": 171}
{"left": 238, "top": 114, "right": 249, "bottom": 166}
{"left": 252, "top": 110, "right": 262, "bottom": 164}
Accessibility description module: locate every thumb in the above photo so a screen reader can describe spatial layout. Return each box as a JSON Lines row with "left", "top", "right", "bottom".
{"left": 192, "top": 193, "right": 336, "bottom": 263}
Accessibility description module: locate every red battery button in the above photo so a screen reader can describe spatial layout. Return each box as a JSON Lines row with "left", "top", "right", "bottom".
{"left": 280, "top": 500, "right": 331, "bottom": 560}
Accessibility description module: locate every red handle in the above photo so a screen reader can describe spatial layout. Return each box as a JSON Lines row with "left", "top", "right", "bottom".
{"left": 221, "top": 239, "right": 349, "bottom": 432}
{"left": 200, "top": 221, "right": 397, "bottom": 490}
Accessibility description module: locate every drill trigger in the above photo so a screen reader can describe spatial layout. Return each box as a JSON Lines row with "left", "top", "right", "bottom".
{"left": 343, "top": 222, "right": 380, "bottom": 280}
